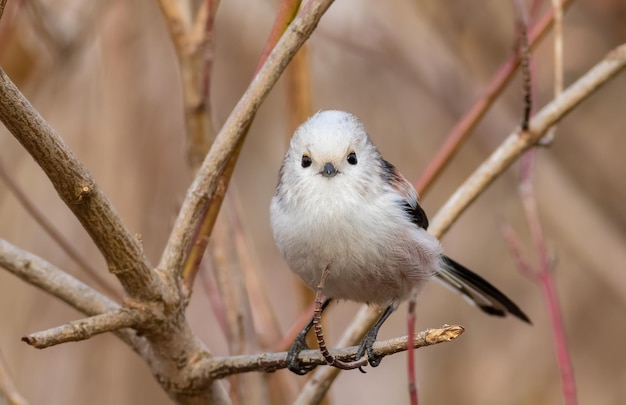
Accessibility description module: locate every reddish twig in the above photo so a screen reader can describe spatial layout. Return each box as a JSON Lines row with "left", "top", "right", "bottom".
{"left": 413, "top": 0, "right": 574, "bottom": 196}
{"left": 504, "top": 151, "right": 578, "bottom": 405}
{"left": 255, "top": 0, "right": 302, "bottom": 74}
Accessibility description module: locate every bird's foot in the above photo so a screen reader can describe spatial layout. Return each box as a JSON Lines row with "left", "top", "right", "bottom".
{"left": 355, "top": 329, "right": 383, "bottom": 370}
{"left": 286, "top": 335, "right": 317, "bottom": 375}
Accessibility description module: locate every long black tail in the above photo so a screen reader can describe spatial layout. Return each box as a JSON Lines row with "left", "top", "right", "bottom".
{"left": 437, "top": 256, "right": 531, "bottom": 323}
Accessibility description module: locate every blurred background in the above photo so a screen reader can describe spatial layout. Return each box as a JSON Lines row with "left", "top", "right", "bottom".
{"left": 1, "top": 0, "right": 625, "bottom": 404}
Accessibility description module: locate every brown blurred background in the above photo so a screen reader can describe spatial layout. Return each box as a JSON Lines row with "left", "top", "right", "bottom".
{"left": 1, "top": 0, "right": 625, "bottom": 404}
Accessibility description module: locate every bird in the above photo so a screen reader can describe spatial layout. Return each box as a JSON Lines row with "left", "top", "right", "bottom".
{"left": 270, "top": 110, "right": 530, "bottom": 374}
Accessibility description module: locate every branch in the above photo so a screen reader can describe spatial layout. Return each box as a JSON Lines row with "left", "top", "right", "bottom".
{"left": 0, "top": 157, "right": 119, "bottom": 299}
{"left": 158, "top": 0, "right": 335, "bottom": 280}
{"left": 157, "top": 0, "right": 220, "bottom": 169}
{"left": 0, "top": 238, "right": 148, "bottom": 354}
{"left": 194, "top": 325, "right": 463, "bottom": 380}
{"left": 22, "top": 308, "right": 146, "bottom": 349}
{"left": 414, "top": 0, "right": 574, "bottom": 195}
{"left": 0, "top": 68, "right": 159, "bottom": 300}
{"left": 428, "top": 43, "right": 626, "bottom": 239}
{"left": 297, "top": 43, "right": 626, "bottom": 403}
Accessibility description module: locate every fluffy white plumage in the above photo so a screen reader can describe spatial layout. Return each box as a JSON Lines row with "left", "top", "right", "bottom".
{"left": 270, "top": 110, "right": 442, "bottom": 308}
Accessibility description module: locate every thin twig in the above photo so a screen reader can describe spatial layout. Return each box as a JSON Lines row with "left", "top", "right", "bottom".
{"left": 518, "top": 152, "right": 577, "bottom": 404}
{"left": 0, "top": 348, "right": 28, "bottom": 405}
{"left": 542, "top": 0, "right": 565, "bottom": 145}
{"left": 0, "top": 157, "right": 119, "bottom": 299}
{"left": 501, "top": 224, "right": 538, "bottom": 281}
{"left": 297, "top": 43, "right": 626, "bottom": 403}
{"left": 414, "top": 0, "right": 574, "bottom": 195}
{"left": 22, "top": 308, "right": 145, "bottom": 349}
{"left": 513, "top": 0, "right": 532, "bottom": 131}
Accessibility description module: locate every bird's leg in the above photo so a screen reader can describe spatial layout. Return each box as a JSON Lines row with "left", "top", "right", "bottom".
{"left": 286, "top": 298, "right": 332, "bottom": 375}
{"left": 356, "top": 305, "right": 395, "bottom": 369}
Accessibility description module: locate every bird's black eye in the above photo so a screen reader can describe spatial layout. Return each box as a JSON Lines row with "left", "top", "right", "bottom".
{"left": 301, "top": 154, "right": 312, "bottom": 168}
{"left": 347, "top": 152, "right": 358, "bottom": 165}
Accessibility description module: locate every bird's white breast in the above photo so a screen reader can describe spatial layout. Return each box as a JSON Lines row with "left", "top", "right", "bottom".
{"left": 271, "top": 177, "right": 442, "bottom": 307}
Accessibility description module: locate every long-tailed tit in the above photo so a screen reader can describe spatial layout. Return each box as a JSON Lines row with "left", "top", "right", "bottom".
{"left": 270, "top": 110, "right": 530, "bottom": 374}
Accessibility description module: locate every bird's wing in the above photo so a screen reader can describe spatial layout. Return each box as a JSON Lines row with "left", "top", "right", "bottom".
{"left": 381, "top": 159, "right": 530, "bottom": 323}
{"left": 381, "top": 159, "right": 429, "bottom": 229}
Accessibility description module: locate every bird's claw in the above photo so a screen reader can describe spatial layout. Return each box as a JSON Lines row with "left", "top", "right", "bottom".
{"left": 287, "top": 335, "right": 318, "bottom": 375}
{"left": 355, "top": 330, "right": 383, "bottom": 369}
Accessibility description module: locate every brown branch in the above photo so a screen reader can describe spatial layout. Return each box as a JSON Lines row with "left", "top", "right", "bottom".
{"left": 296, "top": 43, "right": 626, "bottom": 403}
{"left": 159, "top": 0, "right": 335, "bottom": 282}
{"left": 0, "top": 157, "right": 119, "bottom": 299}
{"left": 158, "top": 0, "right": 219, "bottom": 170}
{"left": 414, "top": 0, "right": 574, "bottom": 196}
{"left": 0, "top": 348, "right": 28, "bottom": 405}
{"left": 193, "top": 325, "right": 463, "bottom": 380}
{"left": 22, "top": 308, "right": 146, "bottom": 349}
{"left": 0, "top": 68, "right": 159, "bottom": 301}
{"left": 0, "top": 238, "right": 148, "bottom": 353}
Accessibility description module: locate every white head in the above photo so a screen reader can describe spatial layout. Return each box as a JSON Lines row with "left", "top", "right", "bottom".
{"left": 276, "top": 110, "right": 386, "bottom": 203}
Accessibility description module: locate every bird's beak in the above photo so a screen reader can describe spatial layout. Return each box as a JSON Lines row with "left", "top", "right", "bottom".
{"left": 321, "top": 162, "right": 337, "bottom": 178}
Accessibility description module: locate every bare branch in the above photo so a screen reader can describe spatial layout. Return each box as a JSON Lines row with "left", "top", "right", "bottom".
{"left": 194, "top": 325, "right": 463, "bottom": 380}
{"left": 159, "top": 0, "right": 336, "bottom": 281}
{"left": 0, "top": 238, "right": 149, "bottom": 354}
{"left": 0, "top": 157, "right": 119, "bottom": 298}
{"left": 22, "top": 308, "right": 146, "bottom": 349}
{"left": 0, "top": 68, "right": 159, "bottom": 300}
{"left": 157, "top": 0, "right": 220, "bottom": 169}
{"left": 429, "top": 43, "right": 626, "bottom": 239}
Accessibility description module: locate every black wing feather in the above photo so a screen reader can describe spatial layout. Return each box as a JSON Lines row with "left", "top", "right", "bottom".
{"left": 439, "top": 256, "right": 531, "bottom": 323}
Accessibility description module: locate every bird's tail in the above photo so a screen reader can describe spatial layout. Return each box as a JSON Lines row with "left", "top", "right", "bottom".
{"left": 437, "top": 256, "right": 531, "bottom": 323}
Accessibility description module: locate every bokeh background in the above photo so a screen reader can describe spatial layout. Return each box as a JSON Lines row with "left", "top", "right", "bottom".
{"left": 1, "top": 0, "right": 625, "bottom": 404}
